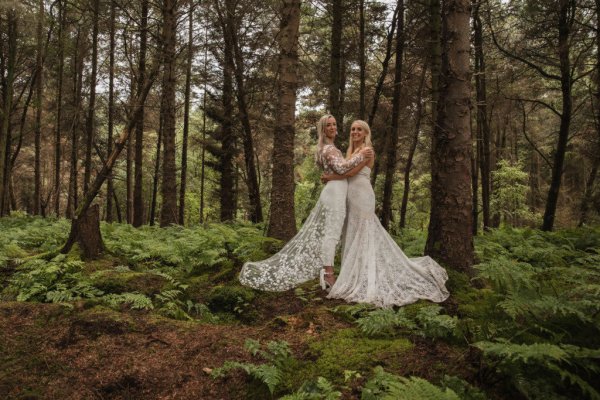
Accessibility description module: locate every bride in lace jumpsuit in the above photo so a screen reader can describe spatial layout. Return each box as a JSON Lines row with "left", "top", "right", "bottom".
{"left": 324, "top": 120, "right": 449, "bottom": 307}
{"left": 239, "top": 115, "right": 372, "bottom": 291}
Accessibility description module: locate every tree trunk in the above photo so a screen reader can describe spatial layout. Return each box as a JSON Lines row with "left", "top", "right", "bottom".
{"left": 329, "top": 0, "right": 343, "bottom": 133}
{"left": 473, "top": 0, "right": 491, "bottom": 230}
{"left": 34, "top": 0, "right": 44, "bottom": 215}
{"left": 400, "top": 67, "right": 426, "bottom": 229}
{"left": 359, "top": 0, "right": 366, "bottom": 120}
{"left": 83, "top": 0, "right": 99, "bottom": 195}
{"left": 200, "top": 23, "right": 209, "bottom": 223}
{"left": 541, "top": 0, "right": 574, "bottom": 231}
{"left": 159, "top": 0, "right": 179, "bottom": 227}
{"left": 425, "top": 0, "right": 474, "bottom": 272}
{"left": 429, "top": 0, "right": 442, "bottom": 127}
{"left": 380, "top": 0, "right": 405, "bottom": 230}
{"left": 106, "top": 0, "right": 116, "bottom": 222}
{"left": 180, "top": 2, "right": 193, "bottom": 226}
{"left": 267, "top": 0, "right": 301, "bottom": 241}
{"left": 60, "top": 61, "right": 159, "bottom": 254}
{"left": 222, "top": 0, "right": 263, "bottom": 223}
{"left": 580, "top": 0, "right": 600, "bottom": 226}
{"left": 54, "top": 0, "right": 65, "bottom": 217}
{"left": 220, "top": 13, "right": 236, "bottom": 222}
{"left": 150, "top": 112, "right": 163, "bottom": 226}
{"left": 133, "top": 0, "right": 149, "bottom": 227}
{"left": 67, "top": 26, "right": 85, "bottom": 219}
{"left": 0, "top": 10, "right": 16, "bottom": 217}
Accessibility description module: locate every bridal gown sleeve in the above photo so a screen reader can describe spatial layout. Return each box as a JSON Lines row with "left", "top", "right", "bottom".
{"left": 322, "top": 144, "right": 364, "bottom": 174}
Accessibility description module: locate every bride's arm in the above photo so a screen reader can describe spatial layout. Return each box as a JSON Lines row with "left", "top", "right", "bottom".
{"left": 322, "top": 145, "right": 372, "bottom": 174}
{"left": 321, "top": 158, "right": 370, "bottom": 182}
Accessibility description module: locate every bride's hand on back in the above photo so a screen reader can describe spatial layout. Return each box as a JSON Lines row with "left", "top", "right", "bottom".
{"left": 360, "top": 147, "right": 374, "bottom": 159}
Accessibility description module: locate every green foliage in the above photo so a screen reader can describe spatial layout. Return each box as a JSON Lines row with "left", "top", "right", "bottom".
{"left": 474, "top": 340, "right": 600, "bottom": 400}
{"left": 361, "top": 367, "right": 459, "bottom": 400}
{"left": 354, "top": 305, "right": 458, "bottom": 340}
{"left": 279, "top": 377, "right": 342, "bottom": 400}
{"left": 490, "top": 160, "right": 538, "bottom": 226}
{"left": 212, "top": 339, "right": 294, "bottom": 395}
{"left": 102, "top": 292, "right": 154, "bottom": 310}
{"left": 6, "top": 254, "right": 103, "bottom": 303}
{"left": 470, "top": 227, "right": 600, "bottom": 399}
{"left": 206, "top": 285, "right": 256, "bottom": 315}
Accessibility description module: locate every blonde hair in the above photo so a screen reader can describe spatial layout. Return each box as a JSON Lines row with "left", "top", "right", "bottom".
{"left": 346, "top": 120, "right": 373, "bottom": 159}
{"left": 315, "top": 114, "right": 335, "bottom": 167}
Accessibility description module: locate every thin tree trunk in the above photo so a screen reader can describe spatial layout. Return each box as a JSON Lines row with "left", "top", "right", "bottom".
{"left": 425, "top": 0, "right": 474, "bottom": 272}
{"left": 200, "top": 23, "right": 209, "bottom": 223}
{"left": 84, "top": 0, "right": 99, "bottom": 194}
{"left": 33, "top": 0, "right": 44, "bottom": 215}
{"left": 542, "top": 0, "right": 574, "bottom": 231}
{"left": 329, "top": 0, "right": 343, "bottom": 133}
{"left": 220, "top": 7, "right": 236, "bottom": 222}
{"left": 180, "top": 1, "right": 193, "bottom": 226}
{"left": 106, "top": 0, "right": 116, "bottom": 222}
{"left": 429, "top": 0, "right": 441, "bottom": 127}
{"left": 61, "top": 61, "right": 159, "bottom": 254}
{"left": 380, "top": 0, "right": 405, "bottom": 229}
{"left": 267, "top": 0, "right": 301, "bottom": 241}
{"left": 400, "top": 66, "right": 426, "bottom": 229}
{"left": 67, "top": 26, "right": 85, "bottom": 219}
{"left": 579, "top": 0, "right": 600, "bottom": 226}
{"left": 150, "top": 112, "right": 163, "bottom": 226}
{"left": 222, "top": 0, "right": 263, "bottom": 223}
{"left": 0, "top": 11, "right": 17, "bottom": 217}
{"left": 473, "top": 0, "right": 491, "bottom": 230}
{"left": 159, "top": 0, "right": 179, "bottom": 227}
{"left": 54, "top": 0, "right": 65, "bottom": 217}
{"left": 359, "top": 0, "right": 366, "bottom": 120}
{"left": 133, "top": 0, "right": 149, "bottom": 227}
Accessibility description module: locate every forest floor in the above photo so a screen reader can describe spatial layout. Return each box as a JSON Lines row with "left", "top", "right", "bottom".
{"left": 1, "top": 215, "right": 599, "bottom": 399}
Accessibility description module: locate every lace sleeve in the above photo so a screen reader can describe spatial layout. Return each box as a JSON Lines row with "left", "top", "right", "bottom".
{"left": 323, "top": 145, "right": 364, "bottom": 174}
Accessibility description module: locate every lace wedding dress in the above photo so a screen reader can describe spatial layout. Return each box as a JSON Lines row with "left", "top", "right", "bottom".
{"left": 239, "top": 144, "right": 365, "bottom": 291}
{"left": 327, "top": 166, "right": 449, "bottom": 307}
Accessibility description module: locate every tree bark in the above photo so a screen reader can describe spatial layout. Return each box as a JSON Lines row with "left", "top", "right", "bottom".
{"left": 221, "top": 0, "right": 263, "bottom": 223}
{"left": 473, "top": 0, "right": 491, "bottom": 230}
{"left": 425, "top": 0, "right": 474, "bottom": 272}
{"left": 67, "top": 26, "right": 86, "bottom": 219}
{"left": 180, "top": 2, "right": 193, "bottom": 226}
{"left": 329, "top": 0, "right": 343, "bottom": 134}
{"left": 34, "top": 0, "right": 44, "bottom": 215}
{"left": 267, "top": 0, "right": 301, "bottom": 241}
{"left": 54, "top": 0, "right": 66, "bottom": 217}
{"left": 133, "top": 0, "right": 149, "bottom": 227}
{"left": 358, "top": 0, "right": 366, "bottom": 120}
{"left": 159, "top": 0, "right": 179, "bottom": 227}
{"left": 61, "top": 61, "right": 159, "bottom": 254}
{"left": 400, "top": 67, "right": 426, "bottom": 229}
{"left": 0, "top": 10, "right": 17, "bottom": 217}
{"left": 541, "top": 0, "right": 574, "bottom": 231}
{"left": 106, "top": 0, "right": 116, "bottom": 222}
{"left": 150, "top": 112, "right": 163, "bottom": 226}
{"left": 83, "top": 0, "right": 99, "bottom": 195}
{"left": 380, "top": 0, "right": 405, "bottom": 230}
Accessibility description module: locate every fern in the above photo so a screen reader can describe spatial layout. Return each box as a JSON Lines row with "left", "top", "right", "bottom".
{"left": 211, "top": 339, "right": 294, "bottom": 395}
{"left": 474, "top": 340, "right": 600, "bottom": 399}
{"left": 356, "top": 308, "right": 416, "bottom": 337}
{"left": 279, "top": 377, "right": 341, "bottom": 400}
{"left": 102, "top": 292, "right": 154, "bottom": 310}
{"left": 415, "top": 305, "right": 459, "bottom": 339}
{"left": 361, "top": 367, "right": 459, "bottom": 400}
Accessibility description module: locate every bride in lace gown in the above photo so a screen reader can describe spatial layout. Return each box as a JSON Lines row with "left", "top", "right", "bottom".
{"left": 325, "top": 120, "right": 449, "bottom": 307}
{"left": 239, "top": 115, "right": 372, "bottom": 291}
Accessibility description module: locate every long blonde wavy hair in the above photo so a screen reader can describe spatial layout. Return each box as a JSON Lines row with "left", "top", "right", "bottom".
{"left": 346, "top": 120, "right": 373, "bottom": 159}
{"left": 315, "top": 114, "right": 335, "bottom": 167}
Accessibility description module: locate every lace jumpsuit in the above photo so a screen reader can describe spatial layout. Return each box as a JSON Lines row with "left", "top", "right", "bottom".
{"left": 239, "top": 144, "right": 364, "bottom": 291}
